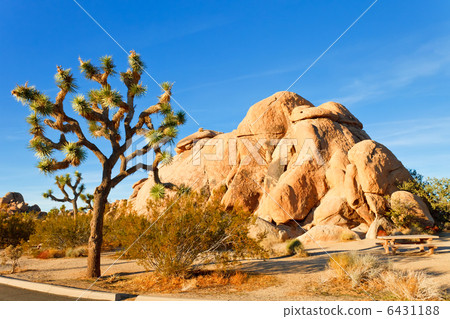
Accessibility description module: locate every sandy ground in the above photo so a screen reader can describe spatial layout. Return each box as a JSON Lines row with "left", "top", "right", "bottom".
{"left": 1, "top": 232, "right": 449, "bottom": 300}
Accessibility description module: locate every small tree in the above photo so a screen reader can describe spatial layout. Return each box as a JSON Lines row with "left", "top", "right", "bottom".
{"left": 12, "top": 51, "right": 186, "bottom": 277}
{"left": 80, "top": 193, "right": 94, "bottom": 212}
{"left": 43, "top": 171, "right": 86, "bottom": 221}
{"left": 1, "top": 245, "right": 23, "bottom": 274}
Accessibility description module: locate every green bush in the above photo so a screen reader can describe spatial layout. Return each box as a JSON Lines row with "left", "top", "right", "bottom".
{"left": 0, "top": 210, "right": 35, "bottom": 248}
{"left": 103, "top": 213, "right": 151, "bottom": 251}
{"left": 65, "top": 246, "right": 87, "bottom": 258}
{"left": 29, "top": 210, "right": 90, "bottom": 250}
{"left": 286, "top": 239, "right": 309, "bottom": 256}
{"left": 125, "top": 191, "right": 266, "bottom": 277}
{"left": 386, "top": 200, "right": 425, "bottom": 231}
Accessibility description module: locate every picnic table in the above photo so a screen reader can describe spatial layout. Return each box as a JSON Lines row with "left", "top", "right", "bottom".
{"left": 377, "top": 235, "right": 439, "bottom": 255}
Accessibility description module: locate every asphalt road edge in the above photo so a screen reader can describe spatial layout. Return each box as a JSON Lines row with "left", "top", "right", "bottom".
{"left": 0, "top": 275, "right": 133, "bottom": 301}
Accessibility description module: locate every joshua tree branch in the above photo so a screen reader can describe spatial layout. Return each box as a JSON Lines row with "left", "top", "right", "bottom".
{"left": 111, "top": 162, "right": 151, "bottom": 188}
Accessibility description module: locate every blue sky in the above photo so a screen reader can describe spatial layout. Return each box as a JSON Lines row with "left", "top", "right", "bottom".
{"left": 1, "top": 0, "right": 449, "bottom": 211}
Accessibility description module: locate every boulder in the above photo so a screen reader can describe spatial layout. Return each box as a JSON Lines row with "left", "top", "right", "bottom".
{"left": 255, "top": 159, "right": 328, "bottom": 224}
{"left": 347, "top": 140, "right": 411, "bottom": 195}
{"left": 298, "top": 225, "right": 360, "bottom": 244}
{"left": 1, "top": 192, "right": 25, "bottom": 205}
{"left": 390, "top": 191, "right": 434, "bottom": 226}
{"left": 290, "top": 102, "right": 363, "bottom": 129}
{"left": 0, "top": 192, "right": 41, "bottom": 214}
{"left": 175, "top": 128, "right": 222, "bottom": 154}
{"left": 129, "top": 91, "right": 420, "bottom": 233}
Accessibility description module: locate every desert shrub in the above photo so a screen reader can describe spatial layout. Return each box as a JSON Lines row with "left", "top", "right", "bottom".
{"left": 0, "top": 211, "right": 36, "bottom": 248}
{"left": 36, "top": 248, "right": 65, "bottom": 259}
{"left": 382, "top": 270, "right": 442, "bottom": 301}
{"left": 400, "top": 170, "right": 450, "bottom": 228}
{"left": 385, "top": 199, "right": 427, "bottom": 232}
{"left": 324, "top": 252, "right": 444, "bottom": 300}
{"left": 1, "top": 245, "right": 23, "bottom": 273}
{"left": 286, "top": 239, "right": 309, "bottom": 257}
{"left": 126, "top": 191, "right": 266, "bottom": 277}
{"left": 65, "top": 246, "right": 88, "bottom": 258}
{"left": 328, "top": 252, "right": 386, "bottom": 286}
{"left": 103, "top": 213, "right": 151, "bottom": 251}
{"left": 29, "top": 210, "right": 90, "bottom": 250}
{"left": 340, "top": 230, "right": 359, "bottom": 241}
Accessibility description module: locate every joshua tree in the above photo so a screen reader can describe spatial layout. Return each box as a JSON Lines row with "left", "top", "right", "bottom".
{"left": 80, "top": 193, "right": 94, "bottom": 212}
{"left": 12, "top": 51, "right": 186, "bottom": 277}
{"left": 43, "top": 171, "right": 86, "bottom": 221}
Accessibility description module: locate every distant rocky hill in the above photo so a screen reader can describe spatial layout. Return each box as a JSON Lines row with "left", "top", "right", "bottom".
{"left": 129, "top": 91, "right": 434, "bottom": 240}
{"left": 0, "top": 192, "right": 41, "bottom": 214}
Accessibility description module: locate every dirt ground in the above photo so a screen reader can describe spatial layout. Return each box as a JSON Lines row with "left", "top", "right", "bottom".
{"left": 1, "top": 232, "right": 449, "bottom": 300}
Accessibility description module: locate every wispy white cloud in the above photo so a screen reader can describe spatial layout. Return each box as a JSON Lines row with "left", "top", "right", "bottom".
{"left": 333, "top": 36, "right": 450, "bottom": 105}
{"left": 368, "top": 117, "right": 450, "bottom": 147}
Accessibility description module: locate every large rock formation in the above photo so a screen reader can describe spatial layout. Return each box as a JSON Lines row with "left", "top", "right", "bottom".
{"left": 0, "top": 192, "right": 41, "bottom": 214}
{"left": 129, "top": 91, "right": 432, "bottom": 239}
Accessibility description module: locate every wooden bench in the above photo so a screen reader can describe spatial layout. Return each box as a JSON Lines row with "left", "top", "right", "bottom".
{"left": 377, "top": 235, "right": 439, "bottom": 255}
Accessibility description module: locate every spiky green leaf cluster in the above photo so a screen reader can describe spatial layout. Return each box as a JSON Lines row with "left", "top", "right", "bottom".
{"left": 29, "top": 137, "right": 53, "bottom": 158}
{"left": 99, "top": 87, "right": 122, "bottom": 108}
{"left": 62, "top": 142, "right": 87, "bottom": 165}
{"left": 163, "top": 126, "right": 178, "bottom": 139}
{"left": 128, "top": 52, "right": 145, "bottom": 73}
{"left": 146, "top": 130, "right": 165, "bottom": 147}
{"left": 55, "top": 174, "right": 71, "bottom": 186}
{"left": 80, "top": 193, "right": 94, "bottom": 202}
{"left": 129, "top": 83, "right": 147, "bottom": 97}
{"left": 160, "top": 81, "right": 172, "bottom": 91}
{"left": 26, "top": 114, "right": 45, "bottom": 135}
{"left": 55, "top": 68, "right": 77, "bottom": 92}
{"left": 37, "top": 158, "right": 56, "bottom": 174}
{"left": 100, "top": 55, "right": 116, "bottom": 75}
{"left": 29, "top": 94, "right": 54, "bottom": 115}
{"left": 150, "top": 183, "right": 166, "bottom": 199}
{"left": 72, "top": 95, "right": 92, "bottom": 116}
{"left": 175, "top": 111, "right": 186, "bottom": 125}
{"left": 88, "top": 121, "right": 103, "bottom": 138}
{"left": 79, "top": 59, "right": 100, "bottom": 79}
{"left": 87, "top": 89, "right": 101, "bottom": 104}
{"left": 161, "top": 113, "right": 178, "bottom": 127}
{"left": 160, "top": 151, "right": 174, "bottom": 166}
{"left": 120, "top": 71, "right": 133, "bottom": 85}
{"left": 12, "top": 85, "right": 41, "bottom": 104}
{"left": 42, "top": 189, "right": 53, "bottom": 198}
{"left": 159, "top": 103, "right": 172, "bottom": 115}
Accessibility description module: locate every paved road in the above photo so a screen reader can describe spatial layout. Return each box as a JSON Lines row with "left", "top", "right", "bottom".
{"left": 0, "top": 284, "right": 85, "bottom": 301}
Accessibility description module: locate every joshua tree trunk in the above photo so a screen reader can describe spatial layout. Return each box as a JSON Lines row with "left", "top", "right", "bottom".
{"left": 71, "top": 199, "right": 78, "bottom": 221}
{"left": 86, "top": 175, "right": 111, "bottom": 278}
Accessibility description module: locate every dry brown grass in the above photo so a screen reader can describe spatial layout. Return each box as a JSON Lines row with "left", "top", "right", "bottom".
{"left": 382, "top": 270, "right": 442, "bottom": 301}
{"left": 114, "top": 270, "right": 275, "bottom": 295}
{"left": 308, "top": 252, "right": 445, "bottom": 301}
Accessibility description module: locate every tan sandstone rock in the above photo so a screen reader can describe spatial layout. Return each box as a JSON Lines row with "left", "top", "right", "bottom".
{"left": 129, "top": 91, "right": 420, "bottom": 237}
{"left": 390, "top": 191, "right": 434, "bottom": 226}
{"left": 348, "top": 140, "right": 410, "bottom": 195}
{"left": 298, "top": 225, "right": 360, "bottom": 244}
